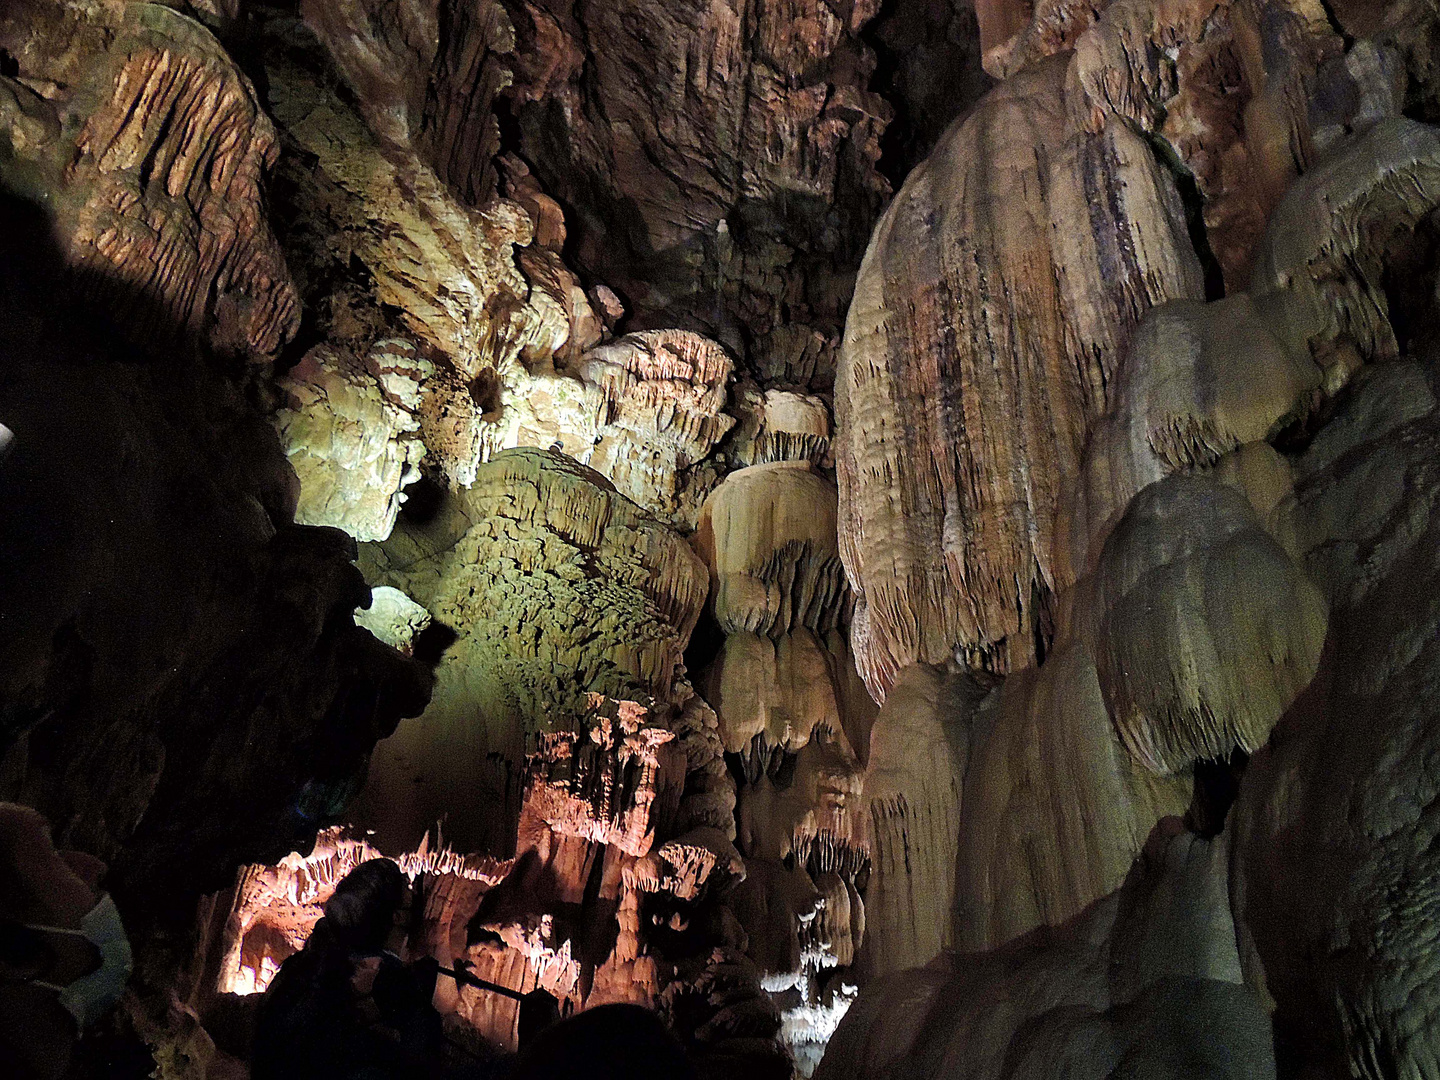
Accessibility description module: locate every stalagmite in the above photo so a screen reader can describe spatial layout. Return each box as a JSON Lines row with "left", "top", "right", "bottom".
{"left": 859, "top": 664, "right": 984, "bottom": 979}
{"left": 818, "top": 822, "right": 1274, "bottom": 1080}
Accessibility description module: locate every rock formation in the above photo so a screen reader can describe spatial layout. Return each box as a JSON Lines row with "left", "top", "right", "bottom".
{"left": 8, "top": 0, "right": 1440, "bottom": 1075}
{"left": 835, "top": 53, "right": 1205, "bottom": 699}
{"left": 501, "top": 0, "right": 893, "bottom": 380}
{"left": 0, "top": 193, "right": 428, "bottom": 940}
{"left": 0, "top": 1, "right": 299, "bottom": 361}
{"left": 819, "top": 821, "right": 1275, "bottom": 1080}
{"left": 690, "top": 460, "right": 873, "bottom": 1071}
{"left": 353, "top": 447, "right": 711, "bottom": 853}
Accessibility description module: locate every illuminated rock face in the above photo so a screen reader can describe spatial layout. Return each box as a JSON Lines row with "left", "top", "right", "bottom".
{"left": 216, "top": 696, "right": 775, "bottom": 1067}
{"left": 835, "top": 54, "right": 1205, "bottom": 700}
{"left": 353, "top": 448, "right": 712, "bottom": 853}
{"left": 10, "top": 0, "right": 1440, "bottom": 1076}
{"left": 690, "top": 461, "right": 873, "bottom": 1073}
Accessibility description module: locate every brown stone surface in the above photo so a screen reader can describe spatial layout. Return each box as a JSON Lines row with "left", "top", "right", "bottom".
{"left": 503, "top": 0, "right": 893, "bottom": 380}
{"left": 0, "top": 2, "right": 299, "bottom": 361}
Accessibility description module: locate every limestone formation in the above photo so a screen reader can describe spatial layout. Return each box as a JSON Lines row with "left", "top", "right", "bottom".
{"left": 570, "top": 330, "right": 738, "bottom": 528}
{"left": 274, "top": 340, "right": 429, "bottom": 542}
{"left": 354, "top": 448, "right": 709, "bottom": 853}
{"left": 836, "top": 55, "right": 1205, "bottom": 699}
{"left": 1250, "top": 118, "right": 1440, "bottom": 363}
{"left": 503, "top": 0, "right": 892, "bottom": 378}
{"left": 860, "top": 664, "right": 984, "bottom": 979}
{"left": 354, "top": 586, "right": 433, "bottom": 654}
{"left": 727, "top": 388, "right": 833, "bottom": 469}
{"left": 1059, "top": 296, "right": 1322, "bottom": 577}
{"left": 0, "top": 2, "right": 299, "bottom": 361}
{"left": 211, "top": 697, "right": 776, "bottom": 1070}
{"left": 300, "top": 0, "right": 515, "bottom": 207}
{"left": 817, "top": 822, "right": 1274, "bottom": 1080}
{"left": 1079, "top": 477, "right": 1328, "bottom": 775}
{"left": 690, "top": 460, "right": 872, "bottom": 1071}
{"left": 1231, "top": 368, "right": 1440, "bottom": 1080}
{"left": 954, "top": 646, "right": 1191, "bottom": 950}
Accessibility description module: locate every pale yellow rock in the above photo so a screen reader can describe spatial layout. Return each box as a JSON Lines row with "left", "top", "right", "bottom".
{"left": 1252, "top": 118, "right": 1440, "bottom": 362}
{"left": 860, "top": 664, "right": 982, "bottom": 979}
{"left": 1060, "top": 295, "right": 1321, "bottom": 577}
{"left": 954, "top": 645, "right": 1191, "bottom": 950}
{"left": 275, "top": 340, "right": 429, "bottom": 541}
{"left": 728, "top": 387, "right": 833, "bottom": 468}
{"left": 354, "top": 448, "right": 709, "bottom": 852}
{"left": 692, "top": 462, "right": 847, "bottom": 638}
{"left": 1082, "top": 475, "right": 1328, "bottom": 775}
{"left": 819, "top": 823, "right": 1273, "bottom": 1080}
{"left": 572, "top": 330, "right": 737, "bottom": 528}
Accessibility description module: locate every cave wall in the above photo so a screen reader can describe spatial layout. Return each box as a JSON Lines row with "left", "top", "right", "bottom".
{"left": 6, "top": 0, "right": 1440, "bottom": 1077}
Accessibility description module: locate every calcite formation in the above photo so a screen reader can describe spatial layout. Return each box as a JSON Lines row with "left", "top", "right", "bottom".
{"left": 690, "top": 461, "right": 873, "bottom": 1072}
{"left": 859, "top": 664, "right": 984, "bottom": 978}
{"left": 354, "top": 448, "right": 710, "bottom": 853}
{"left": 10, "top": 0, "right": 1440, "bottom": 1075}
{"left": 300, "top": 0, "right": 515, "bottom": 207}
{"left": 1080, "top": 476, "right": 1328, "bottom": 775}
{"left": 952, "top": 646, "right": 1192, "bottom": 950}
{"left": 570, "top": 330, "right": 738, "bottom": 528}
{"left": 0, "top": 2, "right": 300, "bottom": 361}
{"left": 836, "top": 54, "right": 1205, "bottom": 700}
{"left": 275, "top": 340, "right": 429, "bottom": 542}
{"left": 819, "top": 822, "right": 1275, "bottom": 1080}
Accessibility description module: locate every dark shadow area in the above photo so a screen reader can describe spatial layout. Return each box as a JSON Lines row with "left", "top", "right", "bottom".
{"left": 863, "top": 0, "right": 995, "bottom": 187}
{"left": 1186, "top": 748, "right": 1249, "bottom": 838}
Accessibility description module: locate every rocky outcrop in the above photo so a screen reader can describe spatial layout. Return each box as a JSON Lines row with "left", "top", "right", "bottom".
{"left": 300, "top": 0, "right": 516, "bottom": 207}
{"left": 274, "top": 340, "right": 429, "bottom": 542}
{"left": 0, "top": 197, "right": 429, "bottom": 938}
{"left": 953, "top": 646, "right": 1192, "bottom": 951}
{"left": 502, "top": 0, "right": 892, "bottom": 381}
{"left": 569, "top": 330, "right": 738, "bottom": 528}
{"left": 211, "top": 696, "right": 781, "bottom": 1072}
{"left": 690, "top": 460, "right": 873, "bottom": 1071}
{"left": 836, "top": 54, "right": 1204, "bottom": 700}
{"left": 1230, "top": 364, "right": 1440, "bottom": 1079}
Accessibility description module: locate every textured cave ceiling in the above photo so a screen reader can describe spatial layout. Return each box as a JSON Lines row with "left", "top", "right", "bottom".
{"left": 4, "top": 0, "right": 1440, "bottom": 1077}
